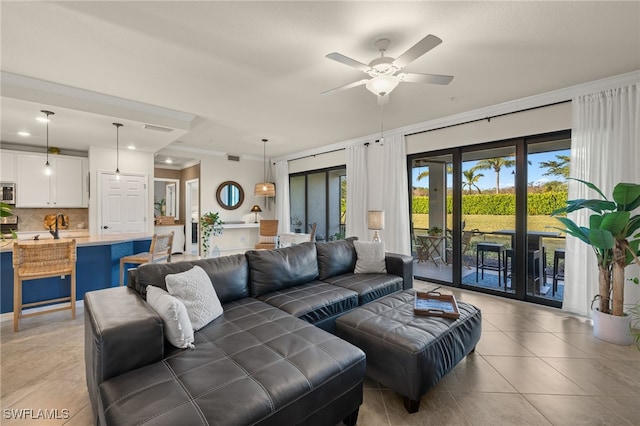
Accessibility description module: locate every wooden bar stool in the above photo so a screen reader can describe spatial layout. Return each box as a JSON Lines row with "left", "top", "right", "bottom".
{"left": 13, "top": 239, "right": 77, "bottom": 332}
{"left": 119, "top": 232, "right": 174, "bottom": 286}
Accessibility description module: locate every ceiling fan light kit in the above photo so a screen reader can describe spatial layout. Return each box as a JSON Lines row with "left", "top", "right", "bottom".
{"left": 324, "top": 34, "right": 454, "bottom": 102}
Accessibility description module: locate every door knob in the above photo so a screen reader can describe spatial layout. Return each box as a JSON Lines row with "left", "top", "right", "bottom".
{"left": 103, "top": 225, "right": 109, "bottom": 229}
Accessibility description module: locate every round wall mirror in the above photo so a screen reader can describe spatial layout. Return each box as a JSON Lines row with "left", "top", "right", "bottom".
{"left": 216, "top": 181, "right": 244, "bottom": 210}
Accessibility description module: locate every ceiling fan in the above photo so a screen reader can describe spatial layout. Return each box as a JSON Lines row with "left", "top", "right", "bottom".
{"left": 322, "top": 34, "right": 454, "bottom": 104}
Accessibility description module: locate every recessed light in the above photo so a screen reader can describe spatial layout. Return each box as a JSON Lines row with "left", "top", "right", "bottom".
{"left": 127, "top": 145, "right": 136, "bottom": 150}
{"left": 18, "top": 131, "right": 31, "bottom": 137}
{"left": 165, "top": 158, "right": 173, "bottom": 164}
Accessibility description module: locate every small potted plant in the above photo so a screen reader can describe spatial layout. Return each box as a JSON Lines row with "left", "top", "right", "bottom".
{"left": 553, "top": 179, "right": 640, "bottom": 345}
{"left": 200, "top": 212, "right": 223, "bottom": 257}
{"left": 427, "top": 226, "right": 443, "bottom": 236}
{"left": 292, "top": 216, "right": 303, "bottom": 233}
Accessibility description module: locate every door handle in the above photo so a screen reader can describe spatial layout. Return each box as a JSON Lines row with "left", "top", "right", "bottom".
{"left": 103, "top": 225, "right": 109, "bottom": 229}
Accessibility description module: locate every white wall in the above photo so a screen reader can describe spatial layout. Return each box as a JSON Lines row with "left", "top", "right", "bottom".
{"left": 88, "top": 146, "right": 155, "bottom": 235}
{"left": 198, "top": 154, "right": 271, "bottom": 224}
{"left": 406, "top": 102, "right": 572, "bottom": 153}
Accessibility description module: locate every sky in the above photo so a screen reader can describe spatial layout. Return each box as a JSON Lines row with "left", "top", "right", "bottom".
{"left": 412, "top": 149, "right": 570, "bottom": 190}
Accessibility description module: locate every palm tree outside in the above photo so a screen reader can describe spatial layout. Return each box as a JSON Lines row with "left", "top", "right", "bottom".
{"left": 472, "top": 157, "right": 516, "bottom": 194}
{"left": 462, "top": 169, "right": 484, "bottom": 194}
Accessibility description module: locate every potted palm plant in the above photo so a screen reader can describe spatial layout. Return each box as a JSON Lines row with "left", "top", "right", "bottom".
{"left": 553, "top": 179, "right": 640, "bottom": 345}
{"left": 200, "top": 212, "right": 223, "bottom": 257}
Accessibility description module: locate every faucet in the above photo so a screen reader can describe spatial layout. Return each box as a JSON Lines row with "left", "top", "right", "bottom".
{"left": 49, "top": 214, "right": 67, "bottom": 239}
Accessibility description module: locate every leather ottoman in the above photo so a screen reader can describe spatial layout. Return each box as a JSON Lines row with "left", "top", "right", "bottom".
{"left": 335, "top": 290, "right": 482, "bottom": 413}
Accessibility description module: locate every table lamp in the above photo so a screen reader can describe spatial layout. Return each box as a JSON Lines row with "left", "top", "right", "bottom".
{"left": 368, "top": 210, "right": 385, "bottom": 243}
{"left": 250, "top": 205, "right": 262, "bottom": 223}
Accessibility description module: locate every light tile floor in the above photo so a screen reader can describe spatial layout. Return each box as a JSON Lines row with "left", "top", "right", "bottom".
{"left": 1, "top": 280, "right": 639, "bottom": 425}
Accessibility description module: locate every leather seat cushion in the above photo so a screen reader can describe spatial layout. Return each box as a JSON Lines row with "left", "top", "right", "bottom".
{"left": 335, "top": 291, "right": 481, "bottom": 401}
{"left": 322, "top": 272, "right": 403, "bottom": 305}
{"left": 256, "top": 281, "right": 358, "bottom": 324}
{"left": 98, "top": 298, "right": 366, "bottom": 426}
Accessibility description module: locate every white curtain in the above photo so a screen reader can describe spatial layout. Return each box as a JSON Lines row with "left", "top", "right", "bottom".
{"left": 274, "top": 160, "right": 290, "bottom": 235}
{"left": 380, "top": 134, "right": 411, "bottom": 255}
{"left": 346, "top": 143, "right": 369, "bottom": 240}
{"left": 564, "top": 83, "right": 640, "bottom": 316}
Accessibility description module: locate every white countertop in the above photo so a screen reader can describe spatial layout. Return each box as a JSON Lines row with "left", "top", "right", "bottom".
{"left": 1, "top": 232, "right": 153, "bottom": 252}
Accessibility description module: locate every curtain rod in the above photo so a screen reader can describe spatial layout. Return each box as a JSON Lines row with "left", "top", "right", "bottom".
{"left": 405, "top": 100, "right": 571, "bottom": 137}
{"left": 287, "top": 147, "right": 346, "bottom": 163}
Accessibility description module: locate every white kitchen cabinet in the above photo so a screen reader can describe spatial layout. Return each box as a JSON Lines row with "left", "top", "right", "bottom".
{"left": 16, "top": 153, "right": 87, "bottom": 208}
{"left": 1, "top": 151, "right": 16, "bottom": 182}
{"left": 154, "top": 224, "right": 185, "bottom": 254}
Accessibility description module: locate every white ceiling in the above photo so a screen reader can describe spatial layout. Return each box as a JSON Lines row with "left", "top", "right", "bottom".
{"left": 1, "top": 1, "right": 639, "bottom": 168}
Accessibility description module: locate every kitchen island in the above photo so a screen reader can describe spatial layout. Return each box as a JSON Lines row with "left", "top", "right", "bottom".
{"left": 1, "top": 232, "right": 152, "bottom": 315}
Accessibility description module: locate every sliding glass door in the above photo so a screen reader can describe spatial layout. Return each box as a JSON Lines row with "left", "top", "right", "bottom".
{"left": 410, "top": 153, "right": 454, "bottom": 284}
{"left": 409, "top": 130, "right": 570, "bottom": 308}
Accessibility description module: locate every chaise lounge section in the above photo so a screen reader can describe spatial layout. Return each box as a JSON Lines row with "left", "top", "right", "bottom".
{"left": 84, "top": 238, "right": 413, "bottom": 425}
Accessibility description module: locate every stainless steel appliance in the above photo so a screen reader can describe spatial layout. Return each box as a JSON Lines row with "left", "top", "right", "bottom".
{"left": 1, "top": 216, "right": 18, "bottom": 234}
{"left": 1, "top": 182, "right": 16, "bottom": 205}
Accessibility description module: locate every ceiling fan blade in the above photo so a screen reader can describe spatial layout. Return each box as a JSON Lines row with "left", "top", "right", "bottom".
{"left": 394, "top": 34, "right": 443, "bottom": 69}
{"left": 326, "top": 52, "right": 370, "bottom": 72}
{"left": 321, "top": 79, "right": 369, "bottom": 95}
{"left": 397, "top": 72, "right": 454, "bottom": 85}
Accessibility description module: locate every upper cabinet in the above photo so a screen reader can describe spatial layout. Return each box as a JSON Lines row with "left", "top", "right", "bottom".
{"left": 1, "top": 152, "right": 16, "bottom": 182}
{"left": 15, "top": 153, "right": 88, "bottom": 208}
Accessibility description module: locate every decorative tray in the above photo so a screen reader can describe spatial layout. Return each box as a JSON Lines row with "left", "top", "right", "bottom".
{"left": 413, "top": 291, "right": 460, "bottom": 319}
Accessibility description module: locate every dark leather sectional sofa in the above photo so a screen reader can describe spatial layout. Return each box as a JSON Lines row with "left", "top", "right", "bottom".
{"left": 84, "top": 238, "right": 413, "bottom": 425}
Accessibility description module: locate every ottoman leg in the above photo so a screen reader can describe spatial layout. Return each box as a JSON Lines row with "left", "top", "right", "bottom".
{"left": 403, "top": 397, "right": 421, "bottom": 413}
{"left": 343, "top": 408, "right": 359, "bottom": 426}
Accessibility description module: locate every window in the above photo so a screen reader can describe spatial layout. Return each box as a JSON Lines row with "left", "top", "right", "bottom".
{"left": 289, "top": 166, "right": 346, "bottom": 241}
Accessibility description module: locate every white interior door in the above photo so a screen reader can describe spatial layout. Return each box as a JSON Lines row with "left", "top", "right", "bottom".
{"left": 99, "top": 172, "right": 147, "bottom": 234}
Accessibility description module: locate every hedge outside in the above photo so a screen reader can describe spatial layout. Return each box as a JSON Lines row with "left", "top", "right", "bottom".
{"left": 412, "top": 192, "right": 567, "bottom": 215}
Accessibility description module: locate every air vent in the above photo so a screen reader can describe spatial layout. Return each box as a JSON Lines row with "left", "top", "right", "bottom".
{"left": 143, "top": 124, "right": 173, "bottom": 132}
{"left": 227, "top": 155, "right": 240, "bottom": 162}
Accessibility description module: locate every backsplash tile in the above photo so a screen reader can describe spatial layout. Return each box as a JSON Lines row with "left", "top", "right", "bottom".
{"left": 10, "top": 208, "right": 88, "bottom": 232}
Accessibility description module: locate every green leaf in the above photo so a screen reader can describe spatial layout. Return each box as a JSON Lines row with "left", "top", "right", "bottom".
{"left": 589, "top": 228, "right": 615, "bottom": 250}
{"left": 570, "top": 178, "right": 608, "bottom": 200}
{"left": 613, "top": 183, "right": 640, "bottom": 210}
{"left": 600, "top": 211, "right": 630, "bottom": 237}
{"left": 565, "top": 199, "right": 616, "bottom": 214}
{"left": 554, "top": 217, "right": 590, "bottom": 244}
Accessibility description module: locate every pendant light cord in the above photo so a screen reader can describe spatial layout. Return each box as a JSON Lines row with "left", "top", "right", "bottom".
{"left": 41, "top": 110, "right": 54, "bottom": 166}
{"left": 113, "top": 123, "right": 123, "bottom": 174}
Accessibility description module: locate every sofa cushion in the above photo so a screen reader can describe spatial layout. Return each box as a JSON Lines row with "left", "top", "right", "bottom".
{"left": 316, "top": 237, "right": 358, "bottom": 280}
{"left": 97, "top": 298, "right": 366, "bottom": 426}
{"left": 134, "top": 254, "right": 249, "bottom": 304}
{"left": 165, "top": 265, "right": 224, "bottom": 331}
{"left": 146, "top": 285, "right": 195, "bottom": 349}
{"left": 353, "top": 241, "right": 387, "bottom": 274}
{"left": 322, "top": 272, "right": 403, "bottom": 305}
{"left": 256, "top": 281, "right": 358, "bottom": 325}
{"left": 246, "top": 242, "right": 319, "bottom": 297}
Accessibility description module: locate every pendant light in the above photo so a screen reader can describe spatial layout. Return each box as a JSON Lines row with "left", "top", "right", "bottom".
{"left": 113, "top": 123, "right": 123, "bottom": 178}
{"left": 254, "top": 138, "right": 275, "bottom": 197}
{"left": 41, "top": 110, "right": 54, "bottom": 175}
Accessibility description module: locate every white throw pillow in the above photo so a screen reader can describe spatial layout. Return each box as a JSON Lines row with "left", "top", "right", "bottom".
{"left": 353, "top": 241, "right": 387, "bottom": 274}
{"left": 165, "top": 265, "right": 223, "bottom": 331}
{"left": 146, "top": 285, "right": 195, "bottom": 349}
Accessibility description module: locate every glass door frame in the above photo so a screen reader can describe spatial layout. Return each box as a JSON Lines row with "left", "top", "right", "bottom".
{"left": 408, "top": 129, "right": 570, "bottom": 308}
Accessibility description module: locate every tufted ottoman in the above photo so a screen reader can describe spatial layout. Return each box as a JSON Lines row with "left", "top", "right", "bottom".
{"left": 335, "top": 290, "right": 482, "bottom": 413}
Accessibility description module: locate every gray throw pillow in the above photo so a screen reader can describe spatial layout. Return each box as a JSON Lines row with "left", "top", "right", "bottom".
{"left": 353, "top": 241, "right": 387, "bottom": 274}
{"left": 146, "top": 285, "right": 195, "bottom": 349}
{"left": 165, "top": 265, "right": 223, "bottom": 331}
